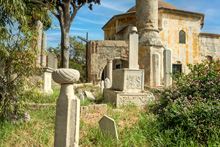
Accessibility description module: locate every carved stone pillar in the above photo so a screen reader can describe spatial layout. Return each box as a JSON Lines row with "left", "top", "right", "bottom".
{"left": 52, "top": 69, "right": 80, "bottom": 147}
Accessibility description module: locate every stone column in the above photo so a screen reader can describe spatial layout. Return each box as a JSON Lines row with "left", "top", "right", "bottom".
{"left": 36, "top": 20, "right": 43, "bottom": 67}
{"left": 41, "top": 33, "right": 47, "bottom": 67}
{"left": 129, "top": 26, "right": 139, "bottom": 70}
{"left": 107, "top": 59, "right": 113, "bottom": 85}
{"left": 164, "top": 48, "right": 172, "bottom": 87}
{"left": 52, "top": 69, "right": 80, "bottom": 147}
{"left": 136, "top": 0, "right": 164, "bottom": 87}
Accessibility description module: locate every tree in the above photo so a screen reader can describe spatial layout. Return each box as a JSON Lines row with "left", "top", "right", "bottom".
{"left": 0, "top": 0, "right": 51, "bottom": 120}
{"left": 29, "top": 0, "right": 100, "bottom": 68}
{"left": 50, "top": 36, "right": 86, "bottom": 82}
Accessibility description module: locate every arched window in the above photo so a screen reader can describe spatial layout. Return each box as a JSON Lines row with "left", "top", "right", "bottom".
{"left": 206, "top": 55, "right": 213, "bottom": 62}
{"left": 179, "top": 30, "right": 186, "bottom": 44}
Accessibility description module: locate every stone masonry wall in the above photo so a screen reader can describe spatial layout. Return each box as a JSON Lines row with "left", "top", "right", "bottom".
{"left": 87, "top": 40, "right": 128, "bottom": 84}
{"left": 199, "top": 34, "right": 220, "bottom": 60}
{"left": 159, "top": 10, "right": 201, "bottom": 73}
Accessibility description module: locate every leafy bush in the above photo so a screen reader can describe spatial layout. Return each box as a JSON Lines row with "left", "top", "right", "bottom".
{"left": 153, "top": 59, "right": 220, "bottom": 144}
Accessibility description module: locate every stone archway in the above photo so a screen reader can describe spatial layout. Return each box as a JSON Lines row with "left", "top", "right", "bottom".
{"left": 87, "top": 40, "right": 129, "bottom": 84}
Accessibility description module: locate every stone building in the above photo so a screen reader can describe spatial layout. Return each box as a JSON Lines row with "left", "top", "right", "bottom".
{"left": 87, "top": 0, "right": 220, "bottom": 86}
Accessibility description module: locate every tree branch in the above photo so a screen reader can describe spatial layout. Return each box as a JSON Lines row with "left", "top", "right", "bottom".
{"left": 29, "top": 0, "right": 59, "bottom": 19}
{"left": 70, "top": 2, "right": 86, "bottom": 24}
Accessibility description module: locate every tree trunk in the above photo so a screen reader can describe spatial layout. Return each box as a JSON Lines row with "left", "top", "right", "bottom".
{"left": 61, "top": 29, "right": 69, "bottom": 68}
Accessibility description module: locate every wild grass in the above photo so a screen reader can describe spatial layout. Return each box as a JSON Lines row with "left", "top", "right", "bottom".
{"left": 1, "top": 84, "right": 220, "bottom": 146}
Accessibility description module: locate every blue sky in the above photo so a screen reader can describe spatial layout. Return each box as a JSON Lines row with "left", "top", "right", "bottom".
{"left": 46, "top": 0, "right": 220, "bottom": 49}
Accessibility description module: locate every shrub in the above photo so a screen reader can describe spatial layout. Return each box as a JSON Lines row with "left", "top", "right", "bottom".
{"left": 153, "top": 59, "right": 220, "bottom": 144}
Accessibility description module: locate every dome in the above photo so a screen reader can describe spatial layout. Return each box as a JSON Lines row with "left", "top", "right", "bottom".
{"left": 127, "top": 1, "right": 178, "bottom": 13}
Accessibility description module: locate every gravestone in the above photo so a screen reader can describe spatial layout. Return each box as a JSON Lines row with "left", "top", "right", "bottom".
{"left": 104, "top": 78, "right": 111, "bottom": 89}
{"left": 84, "top": 91, "right": 95, "bottom": 101}
{"left": 52, "top": 68, "right": 80, "bottom": 147}
{"left": 153, "top": 52, "right": 160, "bottom": 87}
{"left": 99, "top": 115, "right": 118, "bottom": 140}
{"left": 129, "top": 26, "right": 139, "bottom": 69}
{"left": 164, "top": 48, "right": 172, "bottom": 87}
{"left": 48, "top": 49, "right": 57, "bottom": 69}
{"left": 43, "top": 67, "right": 53, "bottom": 94}
{"left": 100, "top": 80, "right": 104, "bottom": 92}
{"left": 79, "top": 93, "right": 85, "bottom": 102}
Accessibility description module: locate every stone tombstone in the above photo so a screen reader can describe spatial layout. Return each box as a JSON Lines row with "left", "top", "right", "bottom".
{"left": 107, "top": 59, "right": 113, "bottom": 85}
{"left": 129, "top": 26, "right": 139, "bottom": 70}
{"left": 84, "top": 91, "right": 95, "bottom": 101}
{"left": 48, "top": 49, "right": 57, "bottom": 69}
{"left": 104, "top": 78, "right": 111, "bottom": 89}
{"left": 164, "top": 48, "right": 172, "bottom": 87}
{"left": 99, "top": 115, "right": 118, "bottom": 140}
{"left": 43, "top": 67, "right": 53, "bottom": 94}
{"left": 153, "top": 52, "right": 160, "bottom": 87}
{"left": 100, "top": 80, "right": 104, "bottom": 92}
{"left": 79, "top": 93, "right": 85, "bottom": 102}
{"left": 78, "top": 89, "right": 83, "bottom": 95}
{"left": 52, "top": 68, "right": 80, "bottom": 147}
{"left": 41, "top": 33, "right": 47, "bottom": 67}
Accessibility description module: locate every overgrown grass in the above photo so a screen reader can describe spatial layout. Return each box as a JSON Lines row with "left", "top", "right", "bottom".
{"left": 2, "top": 83, "right": 219, "bottom": 146}
{"left": 0, "top": 106, "right": 56, "bottom": 147}
{"left": 21, "top": 87, "right": 60, "bottom": 104}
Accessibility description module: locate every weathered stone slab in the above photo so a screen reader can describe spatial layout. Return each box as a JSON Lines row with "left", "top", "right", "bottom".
{"left": 103, "top": 89, "right": 155, "bottom": 107}
{"left": 164, "top": 48, "right": 172, "bottom": 87}
{"left": 99, "top": 115, "right": 118, "bottom": 140}
{"left": 84, "top": 91, "right": 95, "bottom": 101}
{"left": 43, "top": 67, "right": 53, "bottom": 94}
{"left": 80, "top": 104, "right": 107, "bottom": 115}
{"left": 112, "top": 68, "right": 144, "bottom": 92}
{"left": 48, "top": 50, "right": 57, "bottom": 69}
{"left": 153, "top": 52, "right": 160, "bottom": 87}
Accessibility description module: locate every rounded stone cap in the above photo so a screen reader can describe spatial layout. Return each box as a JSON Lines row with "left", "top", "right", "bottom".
{"left": 131, "top": 26, "right": 137, "bottom": 33}
{"left": 52, "top": 68, "right": 80, "bottom": 84}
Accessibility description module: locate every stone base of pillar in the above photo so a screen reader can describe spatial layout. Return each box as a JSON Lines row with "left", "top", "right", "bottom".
{"left": 139, "top": 46, "right": 164, "bottom": 87}
{"left": 103, "top": 89, "right": 155, "bottom": 107}
{"left": 112, "top": 68, "right": 145, "bottom": 93}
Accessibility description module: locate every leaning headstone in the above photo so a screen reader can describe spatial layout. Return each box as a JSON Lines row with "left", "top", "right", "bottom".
{"left": 99, "top": 115, "right": 118, "bottom": 140}
{"left": 84, "top": 91, "right": 95, "bottom": 101}
{"left": 104, "top": 78, "right": 111, "bottom": 89}
{"left": 52, "top": 68, "right": 80, "bottom": 147}
{"left": 48, "top": 49, "right": 57, "bottom": 69}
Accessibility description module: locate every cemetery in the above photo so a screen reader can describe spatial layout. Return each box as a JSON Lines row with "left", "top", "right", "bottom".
{"left": 1, "top": 0, "right": 220, "bottom": 146}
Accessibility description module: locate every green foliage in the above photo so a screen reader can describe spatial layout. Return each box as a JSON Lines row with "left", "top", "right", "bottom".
{"left": 21, "top": 88, "right": 60, "bottom": 104}
{"left": 0, "top": 0, "right": 50, "bottom": 120}
{"left": 51, "top": 36, "right": 86, "bottom": 83}
{"left": 152, "top": 59, "right": 220, "bottom": 144}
